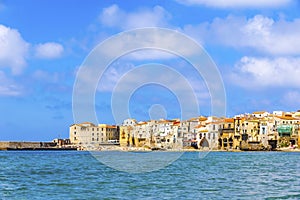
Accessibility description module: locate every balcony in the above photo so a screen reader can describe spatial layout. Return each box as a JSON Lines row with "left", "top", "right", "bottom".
{"left": 219, "top": 128, "right": 235, "bottom": 134}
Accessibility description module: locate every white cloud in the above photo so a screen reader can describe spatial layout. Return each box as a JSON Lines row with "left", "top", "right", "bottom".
{"left": 99, "top": 4, "right": 171, "bottom": 30}
{"left": 87, "top": 28, "right": 202, "bottom": 61}
{"left": 35, "top": 42, "right": 64, "bottom": 59}
{"left": 97, "top": 62, "right": 135, "bottom": 92}
{"left": 0, "top": 24, "right": 29, "bottom": 75}
{"left": 176, "top": 0, "right": 292, "bottom": 8}
{"left": 183, "top": 15, "right": 300, "bottom": 55}
{"left": 97, "top": 62, "right": 210, "bottom": 105}
{"left": 0, "top": 71, "right": 23, "bottom": 96}
{"left": 230, "top": 56, "right": 300, "bottom": 88}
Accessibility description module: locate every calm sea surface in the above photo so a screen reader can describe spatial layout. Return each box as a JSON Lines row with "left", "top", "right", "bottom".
{"left": 0, "top": 151, "right": 300, "bottom": 200}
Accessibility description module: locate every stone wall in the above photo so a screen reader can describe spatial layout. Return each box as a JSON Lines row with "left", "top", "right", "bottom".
{"left": 0, "top": 141, "right": 41, "bottom": 149}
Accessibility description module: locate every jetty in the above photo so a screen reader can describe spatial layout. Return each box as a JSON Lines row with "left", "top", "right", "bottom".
{"left": 0, "top": 140, "right": 77, "bottom": 151}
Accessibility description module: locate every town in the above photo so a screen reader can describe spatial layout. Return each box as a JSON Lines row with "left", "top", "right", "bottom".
{"left": 69, "top": 110, "right": 300, "bottom": 151}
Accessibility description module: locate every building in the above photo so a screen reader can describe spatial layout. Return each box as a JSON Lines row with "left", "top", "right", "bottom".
{"left": 218, "top": 118, "right": 235, "bottom": 150}
{"left": 69, "top": 122, "right": 119, "bottom": 149}
{"left": 119, "top": 125, "right": 134, "bottom": 147}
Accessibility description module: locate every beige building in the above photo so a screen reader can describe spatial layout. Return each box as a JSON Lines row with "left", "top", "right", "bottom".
{"left": 69, "top": 122, "right": 119, "bottom": 149}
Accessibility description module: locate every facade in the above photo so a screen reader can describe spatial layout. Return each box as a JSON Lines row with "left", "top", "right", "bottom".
{"left": 69, "top": 122, "right": 119, "bottom": 149}
{"left": 219, "top": 118, "right": 235, "bottom": 150}
{"left": 71, "top": 111, "right": 300, "bottom": 150}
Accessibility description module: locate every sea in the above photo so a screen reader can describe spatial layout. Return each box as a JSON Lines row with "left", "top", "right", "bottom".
{"left": 0, "top": 151, "right": 300, "bottom": 200}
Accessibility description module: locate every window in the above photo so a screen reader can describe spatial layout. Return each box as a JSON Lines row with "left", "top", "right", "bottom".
{"left": 74, "top": 127, "right": 76, "bottom": 130}
{"left": 74, "top": 137, "right": 77, "bottom": 140}
{"left": 213, "top": 125, "right": 215, "bottom": 130}
{"left": 213, "top": 133, "right": 215, "bottom": 139}
{"left": 92, "top": 128, "right": 94, "bottom": 131}
{"left": 92, "top": 133, "right": 94, "bottom": 136}
{"left": 97, "top": 128, "right": 99, "bottom": 131}
{"left": 74, "top": 132, "right": 76, "bottom": 135}
{"left": 92, "top": 138, "right": 94, "bottom": 141}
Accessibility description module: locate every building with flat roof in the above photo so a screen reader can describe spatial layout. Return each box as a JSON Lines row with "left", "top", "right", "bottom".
{"left": 69, "top": 122, "right": 119, "bottom": 149}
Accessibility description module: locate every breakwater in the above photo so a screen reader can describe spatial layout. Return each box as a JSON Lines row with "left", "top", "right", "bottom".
{"left": 0, "top": 141, "right": 77, "bottom": 151}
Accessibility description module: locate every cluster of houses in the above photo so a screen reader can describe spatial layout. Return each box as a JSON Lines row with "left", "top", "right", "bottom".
{"left": 69, "top": 110, "right": 300, "bottom": 151}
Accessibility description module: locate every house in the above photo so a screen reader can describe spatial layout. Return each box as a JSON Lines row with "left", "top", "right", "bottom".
{"left": 218, "top": 118, "right": 235, "bottom": 150}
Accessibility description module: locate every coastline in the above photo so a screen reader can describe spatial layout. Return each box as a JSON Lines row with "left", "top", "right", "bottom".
{"left": 80, "top": 146, "right": 300, "bottom": 153}
{"left": 1, "top": 141, "right": 299, "bottom": 152}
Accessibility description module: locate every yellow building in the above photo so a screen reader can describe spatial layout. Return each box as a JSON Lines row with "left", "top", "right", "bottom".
{"left": 219, "top": 118, "right": 236, "bottom": 150}
{"left": 119, "top": 126, "right": 133, "bottom": 147}
{"left": 244, "top": 118, "right": 260, "bottom": 142}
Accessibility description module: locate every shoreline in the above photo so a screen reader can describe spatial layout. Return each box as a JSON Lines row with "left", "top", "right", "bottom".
{"left": 1, "top": 148, "right": 299, "bottom": 152}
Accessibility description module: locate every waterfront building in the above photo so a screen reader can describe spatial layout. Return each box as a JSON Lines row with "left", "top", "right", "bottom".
{"left": 205, "top": 119, "right": 220, "bottom": 150}
{"left": 151, "top": 119, "right": 179, "bottom": 149}
{"left": 274, "top": 114, "right": 300, "bottom": 147}
{"left": 69, "top": 122, "right": 119, "bottom": 149}
{"left": 132, "top": 121, "right": 150, "bottom": 148}
{"left": 70, "top": 110, "right": 300, "bottom": 151}
{"left": 119, "top": 126, "right": 134, "bottom": 147}
{"left": 218, "top": 118, "right": 235, "bottom": 150}
{"left": 193, "top": 117, "right": 220, "bottom": 150}
{"left": 259, "top": 117, "right": 270, "bottom": 147}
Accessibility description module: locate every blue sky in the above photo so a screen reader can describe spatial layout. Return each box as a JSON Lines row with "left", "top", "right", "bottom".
{"left": 1, "top": 0, "right": 300, "bottom": 141}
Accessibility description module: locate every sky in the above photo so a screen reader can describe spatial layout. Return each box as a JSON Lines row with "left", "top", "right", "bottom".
{"left": 1, "top": 0, "right": 300, "bottom": 141}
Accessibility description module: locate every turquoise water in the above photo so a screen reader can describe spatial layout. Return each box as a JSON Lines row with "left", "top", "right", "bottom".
{"left": 0, "top": 151, "right": 300, "bottom": 199}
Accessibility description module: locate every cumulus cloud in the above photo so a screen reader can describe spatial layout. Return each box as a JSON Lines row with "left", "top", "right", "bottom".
{"left": 176, "top": 0, "right": 292, "bottom": 8}
{"left": 183, "top": 15, "right": 300, "bottom": 55}
{"left": 0, "top": 71, "right": 23, "bottom": 96}
{"left": 35, "top": 42, "right": 64, "bottom": 59}
{"left": 0, "top": 24, "right": 29, "bottom": 75}
{"left": 99, "top": 4, "right": 171, "bottom": 30}
{"left": 97, "top": 62, "right": 135, "bottom": 92}
{"left": 230, "top": 56, "right": 300, "bottom": 88}
{"left": 97, "top": 62, "right": 210, "bottom": 106}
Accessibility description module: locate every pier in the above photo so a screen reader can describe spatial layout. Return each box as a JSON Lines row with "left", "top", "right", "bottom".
{"left": 0, "top": 141, "right": 77, "bottom": 151}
